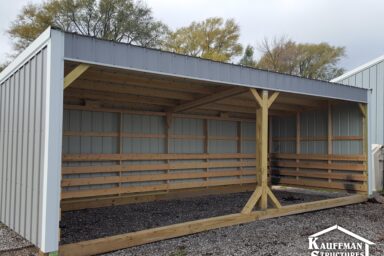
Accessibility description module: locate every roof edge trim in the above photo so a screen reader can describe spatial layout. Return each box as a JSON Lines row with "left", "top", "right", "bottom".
{"left": 332, "top": 54, "right": 384, "bottom": 82}
{"left": 0, "top": 27, "right": 53, "bottom": 83}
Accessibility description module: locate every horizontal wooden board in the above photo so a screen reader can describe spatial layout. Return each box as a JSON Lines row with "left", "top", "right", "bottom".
{"left": 62, "top": 169, "right": 257, "bottom": 187}
{"left": 272, "top": 169, "right": 366, "bottom": 181}
{"left": 271, "top": 153, "right": 366, "bottom": 161}
{"left": 62, "top": 161, "right": 257, "bottom": 175}
{"left": 62, "top": 153, "right": 256, "bottom": 162}
{"left": 60, "top": 184, "right": 257, "bottom": 211}
{"left": 272, "top": 136, "right": 363, "bottom": 141}
{"left": 274, "top": 177, "right": 367, "bottom": 192}
{"left": 59, "top": 194, "right": 367, "bottom": 256}
{"left": 61, "top": 178, "right": 257, "bottom": 199}
{"left": 271, "top": 161, "right": 366, "bottom": 171}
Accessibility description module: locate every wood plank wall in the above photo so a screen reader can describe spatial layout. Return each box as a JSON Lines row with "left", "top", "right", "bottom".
{"left": 61, "top": 103, "right": 367, "bottom": 211}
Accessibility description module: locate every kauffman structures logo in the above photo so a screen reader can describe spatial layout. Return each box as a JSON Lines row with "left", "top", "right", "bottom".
{"left": 308, "top": 225, "right": 375, "bottom": 256}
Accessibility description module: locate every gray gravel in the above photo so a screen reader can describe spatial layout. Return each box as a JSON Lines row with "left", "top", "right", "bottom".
{"left": 0, "top": 222, "right": 37, "bottom": 256}
{"left": 1, "top": 188, "right": 383, "bottom": 256}
{"left": 60, "top": 187, "right": 345, "bottom": 244}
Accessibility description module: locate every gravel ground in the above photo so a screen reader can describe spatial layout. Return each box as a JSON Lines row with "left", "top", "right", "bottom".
{"left": 1, "top": 188, "right": 383, "bottom": 256}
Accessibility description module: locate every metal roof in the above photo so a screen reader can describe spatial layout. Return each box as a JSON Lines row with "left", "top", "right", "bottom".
{"left": 60, "top": 29, "right": 368, "bottom": 103}
{"left": 331, "top": 54, "right": 384, "bottom": 82}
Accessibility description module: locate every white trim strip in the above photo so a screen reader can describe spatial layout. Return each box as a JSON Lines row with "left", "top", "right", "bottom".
{"left": 40, "top": 28, "right": 64, "bottom": 253}
{"left": 331, "top": 54, "right": 384, "bottom": 82}
{"left": 0, "top": 27, "right": 51, "bottom": 83}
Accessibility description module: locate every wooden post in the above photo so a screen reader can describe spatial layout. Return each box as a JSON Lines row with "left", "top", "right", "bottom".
{"left": 327, "top": 102, "right": 333, "bottom": 183}
{"left": 268, "top": 119, "right": 273, "bottom": 186}
{"left": 296, "top": 112, "right": 300, "bottom": 181}
{"left": 238, "top": 121, "right": 243, "bottom": 183}
{"left": 204, "top": 119, "right": 209, "bottom": 186}
{"left": 242, "top": 89, "right": 281, "bottom": 213}
{"left": 358, "top": 103, "right": 368, "bottom": 189}
{"left": 118, "top": 112, "right": 123, "bottom": 196}
{"left": 257, "top": 90, "right": 269, "bottom": 209}
{"left": 166, "top": 113, "right": 172, "bottom": 191}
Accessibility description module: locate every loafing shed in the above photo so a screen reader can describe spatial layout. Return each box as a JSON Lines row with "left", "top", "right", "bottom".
{"left": 0, "top": 27, "right": 374, "bottom": 255}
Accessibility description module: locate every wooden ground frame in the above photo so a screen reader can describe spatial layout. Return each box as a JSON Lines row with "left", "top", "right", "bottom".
{"left": 55, "top": 61, "right": 369, "bottom": 256}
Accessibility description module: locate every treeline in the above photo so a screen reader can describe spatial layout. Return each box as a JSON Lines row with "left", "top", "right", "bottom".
{"left": 3, "top": 0, "right": 345, "bottom": 79}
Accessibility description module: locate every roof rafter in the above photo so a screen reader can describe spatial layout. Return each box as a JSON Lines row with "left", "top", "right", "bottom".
{"left": 169, "top": 87, "right": 249, "bottom": 113}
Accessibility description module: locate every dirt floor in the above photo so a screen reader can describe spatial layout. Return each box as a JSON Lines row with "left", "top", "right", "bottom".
{"left": 1, "top": 188, "right": 383, "bottom": 256}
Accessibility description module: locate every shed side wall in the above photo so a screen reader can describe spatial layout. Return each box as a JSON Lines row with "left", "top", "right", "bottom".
{"left": 0, "top": 48, "right": 47, "bottom": 248}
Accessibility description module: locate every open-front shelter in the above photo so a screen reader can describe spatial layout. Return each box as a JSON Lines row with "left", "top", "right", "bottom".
{"left": 0, "top": 27, "right": 372, "bottom": 255}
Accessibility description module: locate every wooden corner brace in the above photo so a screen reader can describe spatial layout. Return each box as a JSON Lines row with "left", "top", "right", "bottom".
{"left": 64, "top": 64, "right": 90, "bottom": 89}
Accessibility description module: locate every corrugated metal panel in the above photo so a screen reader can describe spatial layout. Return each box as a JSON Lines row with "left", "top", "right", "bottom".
{"left": 0, "top": 48, "right": 48, "bottom": 248}
{"left": 332, "top": 104, "right": 362, "bottom": 155}
{"left": 208, "top": 120, "right": 237, "bottom": 154}
{"left": 271, "top": 116, "right": 296, "bottom": 153}
{"left": 333, "top": 60, "right": 384, "bottom": 145}
{"left": 63, "top": 32, "right": 367, "bottom": 103}
{"left": 301, "top": 111, "right": 327, "bottom": 154}
{"left": 241, "top": 122, "right": 255, "bottom": 154}
{"left": 170, "top": 117, "right": 203, "bottom": 154}
{"left": 272, "top": 105, "right": 362, "bottom": 155}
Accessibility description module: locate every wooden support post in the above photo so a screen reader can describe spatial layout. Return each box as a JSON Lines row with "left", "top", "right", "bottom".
{"left": 166, "top": 113, "right": 172, "bottom": 191}
{"left": 268, "top": 118, "right": 273, "bottom": 186}
{"left": 118, "top": 112, "right": 123, "bottom": 196}
{"left": 258, "top": 90, "right": 269, "bottom": 209}
{"left": 204, "top": 119, "right": 209, "bottom": 186}
{"left": 242, "top": 89, "right": 280, "bottom": 212}
{"left": 64, "top": 64, "right": 90, "bottom": 89}
{"left": 296, "top": 112, "right": 301, "bottom": 181}
{"left": 358, "top": 103, "right": 368, "bottom": 188}
{"left": 238, "top": 121, "right": 243, "bottom": 183}
{"left": 327, "top": 102, "right": 333, "bottom": 183}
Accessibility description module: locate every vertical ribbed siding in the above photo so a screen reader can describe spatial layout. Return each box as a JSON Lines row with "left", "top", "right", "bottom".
{"left": 339, "top": 60, "right": 384, "bottom": 145}
{"left": 0, "top": 47, "right": 47, "bottom": 248}
{"left": 271, "top": 104, "right": 362, "bottom": 155}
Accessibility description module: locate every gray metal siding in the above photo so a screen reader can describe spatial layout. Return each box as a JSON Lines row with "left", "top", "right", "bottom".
{"left": 337, "top": 60, "right": 384, "bottom": 145}
{"left": 0, "top": 48, "right": 48, "bottom": 248}
{"left": 272, "top": 104, "right": 362, "bottom": 155}
{"left": 62, "top": 110, "right": 253, "bottom": 190}
{"left": 271, "top": 115, "right": 296, "bottom": 153}
{"left": 63, "top": 32, "right": 367, "bottom": 103}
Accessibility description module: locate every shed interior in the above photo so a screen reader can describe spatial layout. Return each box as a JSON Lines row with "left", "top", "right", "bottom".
{"left": 59, "top": 61, "right": 368, "bottom": 255}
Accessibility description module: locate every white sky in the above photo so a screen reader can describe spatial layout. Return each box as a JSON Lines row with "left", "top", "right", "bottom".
{"left": 1, "top": 0, "right": 384, "bottom": 70}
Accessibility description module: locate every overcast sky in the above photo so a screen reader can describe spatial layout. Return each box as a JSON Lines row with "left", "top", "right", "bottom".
{"left": 1, "top": 0, "right": 383, "bottom": 70}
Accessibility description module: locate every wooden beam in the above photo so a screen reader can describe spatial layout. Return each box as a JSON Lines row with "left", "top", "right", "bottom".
{"left": 259, "top": 91, "right": 269, "bottom": 208}
{"left": 268, "top": 92, "right": 280, "bottom": 108}
{"left": 64, "top": 64, "right": 90, "bottom": 89}
{"left": 61, "top": 184, "right": 256, "bottom": 212}
{"left": 241, "top": 186, "right": 262, "bottom": 214}
{"left": 358, "top": 103, "right": 367, "bottom": 117}
{"left": 267, "top": 187, "right": 282, "bottom": 208}
{"left": 170, "top": 87, "right": 248, "bottom": 113}
{"left": 249, "top": 89, "right": 263, "bottom": 107}
{"left": 59, "top": 195, "right": 367, "bottom": 256}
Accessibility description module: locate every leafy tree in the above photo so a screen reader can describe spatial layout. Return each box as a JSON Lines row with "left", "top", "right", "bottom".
{"left": 239, "top": 45, "right": 257, "bottom": 67}
{"left": 163, "top": 17, "right": 243, "bottom": 62}
{"left": 8, "top": 0, "right": 168, "bottom": 53}
{"left": 0, "top": 63, "right": 8, "bottom": 73}
{"left": 257, "top": 37, "right": 345, "bottom": 80}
